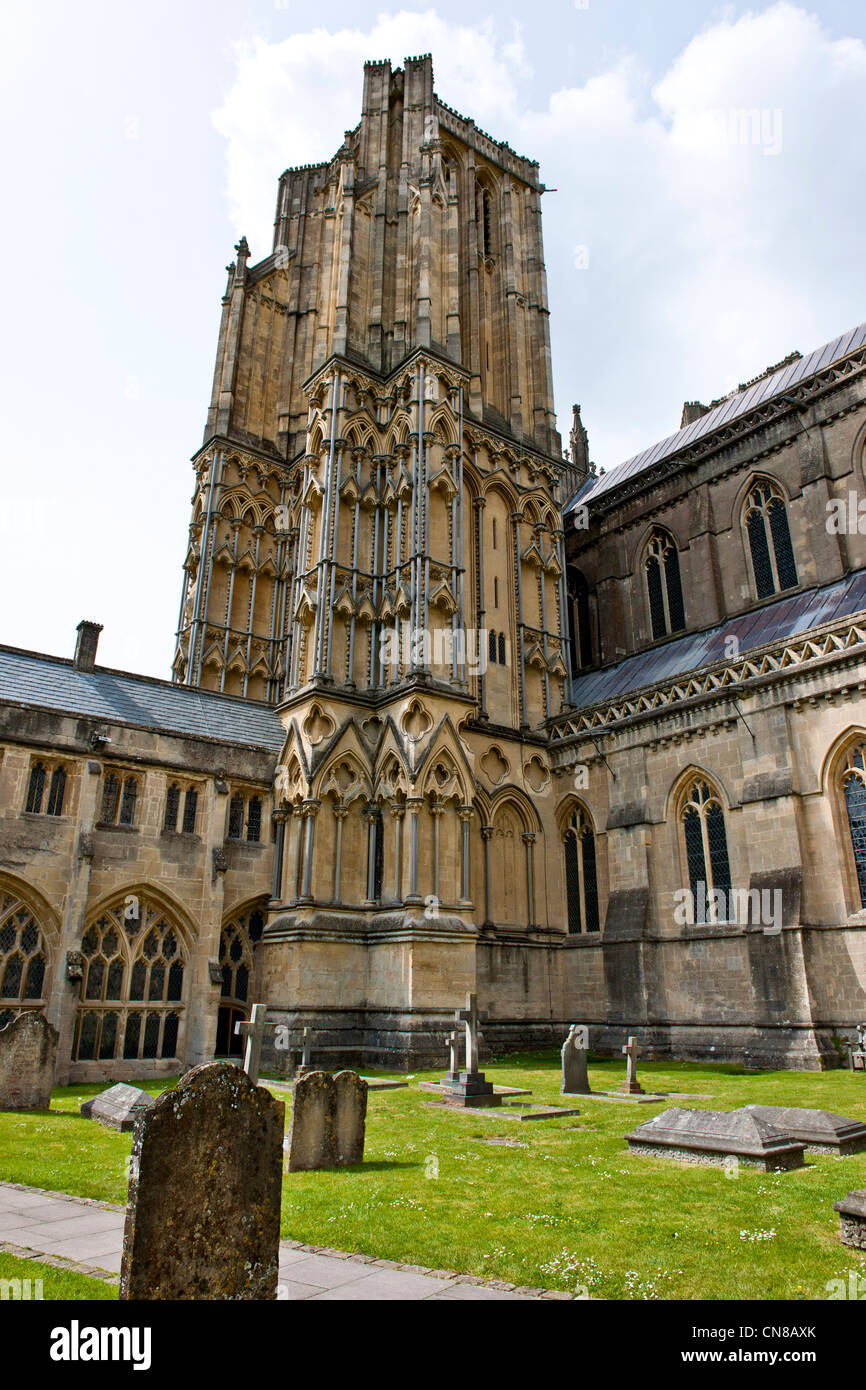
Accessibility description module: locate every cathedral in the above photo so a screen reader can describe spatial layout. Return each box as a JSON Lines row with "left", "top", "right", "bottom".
{"left": 1, "top": 55, "right": 865, "bottom": 1082}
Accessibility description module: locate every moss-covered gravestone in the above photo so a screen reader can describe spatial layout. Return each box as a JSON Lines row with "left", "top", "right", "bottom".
{"left": 0, "top": 1012, "right": 57, "bottom": 1111}
{"left": 119, "top": 1062, "right": 284, "bottom": 1300}
{"left": 285, "top": 1070, "right": 368, "bottom": 1172}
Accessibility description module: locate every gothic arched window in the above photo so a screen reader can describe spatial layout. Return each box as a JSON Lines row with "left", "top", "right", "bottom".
{"left": 164, "top": 783, "right": 181, "bottom": 832}
{"left": 0, "top": 892, "right": 49, "bottom": 1029}
{"left": 228, "top": 794, "right": 245, "bottom": 839}
{"left": 119, "top": 777, "right": 137, "bottom": 826}
{"left": 47, "top": 766, "right": 66, "bottom": 816}
{"left": 744, "top": 480, "right": 798, "bottom": 600}
{"left": 478, "top": 185, "right": 493, "bottom": 258}
{"left": 498, "top": 632, "right": 506, "bottom": 665}
{"left": 488, "top": 629, "right": 497, "bottom": 665}
{"left": 101, "top": 774, "right": 120, "bottom": 823}
{"left": 563, "top": 806, "right": 600, "bottom": 934}
{"left": 216, "top": 907, "right": 265, "bottom": 1057}
{"left": 566, "top": 567, "right": 593, "bottom": 674}
{"left": 644, "top": 530, "right": 686, "bottom": 640}
{"left": 182, "top": 788, "right": 198, "bottom": 835}
{"left": 247, "top": 797, "right": 262, "bottom": 843}
{"left": 73, "top": 895, "right": 186, "bottom": 1063}
{"left": 681, "top": 778, "right": 732, "bottom": 923}
{"left": 25, "top": 763, "right": 46, "bottom": 814}
{"left": 842, "top": 743, "right": 866, "bottom": 908}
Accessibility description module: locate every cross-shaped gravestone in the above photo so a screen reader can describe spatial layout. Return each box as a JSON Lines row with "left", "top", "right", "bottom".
{"left": 447, "top": 1029, "right": 459, "bottom": 1076}
{"left": 234, "top": 1004, "right": 282, "bottom": 1086}
{"left": 621, "top": 1035, "right": 644, "bottom": 1095}
{"left": 455, "top": 993, "right": 486, "bottom": 1076}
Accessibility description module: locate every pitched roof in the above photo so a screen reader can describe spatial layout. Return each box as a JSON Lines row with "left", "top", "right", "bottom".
{"left": 568, "top": 569, "right": 866, "bottom": 711}
{"left": 566, "top": 320, "right": 866, "bottom": 511}
{"left": 0, "top": 647, "right": 286, "bottom": 754}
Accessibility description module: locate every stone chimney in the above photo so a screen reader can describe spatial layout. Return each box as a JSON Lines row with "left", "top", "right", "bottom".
{"left": 73, "top": 620, "right": 103, "bottom": 672}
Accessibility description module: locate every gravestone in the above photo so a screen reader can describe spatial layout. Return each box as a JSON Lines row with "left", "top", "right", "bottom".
{"left": 444, "top": 1029, "right": 460, "bottom": 1083}
{"left": 834, "top": 1190, "right": 866, "bottom": 1248}
{"left": 437, "top": 993, "right": 500, "bottom": 1107}
{"left": 119, "top": 1062, "right": 284, "bottom": 1300}
{"left": 620, "top": 1036, "right": 644, "bottom": 1095}
{"left": 334, "top": 1070, "right": 368, "bottom": 1164}
{"left": 626, "top": 1107, "right": 805, "bottom": 1171}
{"left": 561, "top": 1025, "right": 591, "bottom": 1096}
{"left": 284, "top": 1070, "right": 368, "bottom": 1172}
{"left": 850, "top": 1022, "right": 866, "bottom": 1072}
{"left": 0, "top": 1011, "right": 58, "bottom": 1111}
{"left": 739, "top": 1105, "right": 866, "bottom": 1156}
{"left": 80, "top": 1083, "right": 154, "bottom": 1133}
{"left": 234, "top": 1002, "right": 284, "bottom": 1085}
{"left": 294, "top": 1026, "right": 313, "bottom": 1077}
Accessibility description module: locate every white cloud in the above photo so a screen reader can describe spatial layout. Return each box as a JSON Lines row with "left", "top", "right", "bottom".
{"left": 212, "top": 2, "right": 866, "bottom": 470}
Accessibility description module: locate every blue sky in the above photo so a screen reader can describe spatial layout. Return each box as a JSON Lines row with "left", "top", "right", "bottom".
{"left": 2, "top": 1, "right": 865, "bottom": 677}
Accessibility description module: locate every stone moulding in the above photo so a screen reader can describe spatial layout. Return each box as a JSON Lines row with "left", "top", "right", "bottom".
{"left": 625, "top": 1107, "right": 806, "bottom": 1171}
{"left": 549, "top": 616, "right": 866, "bottom": 744}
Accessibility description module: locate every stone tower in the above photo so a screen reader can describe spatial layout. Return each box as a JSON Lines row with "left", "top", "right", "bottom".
{"left": 173, "top": 55, "right": 575, "bottom": 1065}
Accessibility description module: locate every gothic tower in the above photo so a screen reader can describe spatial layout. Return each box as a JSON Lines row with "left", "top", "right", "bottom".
{"left": 173, "top": 55, "right": 576, "bottom": 1065}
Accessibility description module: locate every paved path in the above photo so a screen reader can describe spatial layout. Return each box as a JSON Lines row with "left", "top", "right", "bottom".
{"left": 0, "top": 1182, "right": 552, "bottom": 1301}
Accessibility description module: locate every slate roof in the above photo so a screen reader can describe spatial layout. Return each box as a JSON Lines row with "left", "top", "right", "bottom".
{"left": 0, "top": 647, "right": 286, "bottom": 754}
{"left": 568, "top": 570, "right": 866, "bottom": 710}
{"left": 566, "top": 320, "right": 866, "bottom": 511}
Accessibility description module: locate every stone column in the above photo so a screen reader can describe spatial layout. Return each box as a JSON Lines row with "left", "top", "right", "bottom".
{"left": 389, "top": 801, "right": 405, "bottom": 903}
{"left": 364, "top": 803, "right": 379, "bottom": 904}
{"left": 51, "top": 759, "right": 101, "bottom": 1084}
{"left": 523, "top": 831, "right": 537, "bottom": 928}
{"left": 270, "top": 809, "right": 288, "bottom": 903}
{"left": 430, "top": 800, "right": 444, "bottom": 901}
{"left": 458, "top": 805, "right": 473, "bottom": 905}
{"left": 332, "top": 805, "right": 348, "bottom": 904}
{"left": 298, "top": 800, "right": 320, "bottom": 906}
{"left": 481, "top": 825, "right": 494, "bottom": 927}
{"left": 185, "top": 778, "right": 230, "bottom": 1068}
{"left": 290, "top": 805, "right": 305, "bottom": 903}
{"left": 406, "top": 796, "right": 424, "bottom": 905}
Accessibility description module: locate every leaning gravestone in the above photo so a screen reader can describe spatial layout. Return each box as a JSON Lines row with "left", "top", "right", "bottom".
{"left": 626, "top": 1107, "right": 806, "bottom": 1171}
{"left": 284, "top": 1070, "right": 368, "bottom": 1172}
{"left": 80, "top": 1083, "right": 155, "bottom": 1133}
{"left": 739, "top": 1105, "right": 866, "bottom": 1156}
{"left": 561, "top": 1025, "right": 591, "bottom": 1096}
{"left": 0, "top": 1011, "right": 57, "bottom": 1111}
{"left": 834, "top": 1190, "right": 866, "bottom": 1248}
{"left": 119, "top": 1062, "right": 284, "bottom": 1300}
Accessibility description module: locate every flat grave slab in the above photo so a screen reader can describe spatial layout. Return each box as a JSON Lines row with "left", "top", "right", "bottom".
{"left": 582, "top": 1090, "right": 711, "bottom": 1105}
{"left": 265, "top": 1075, "right": 407, "bottom": 1092}
{"left": 80, "top": 1084, "right": 155, "bottom": 1132}
{"left": 418, "top": 1082, "right": 532, "bottom": 1098}
{"left": 738, "top": 1105, "right": 866, "bottom": 1155}
{"left": 626, "top": 1106, "right": 806, "bottom": 1170}
{"left": 424, "top": 1101, "right": 581, "bottom": 1121}
{"left": 834, "top": 1190, "right": 866, "bottom": 1248}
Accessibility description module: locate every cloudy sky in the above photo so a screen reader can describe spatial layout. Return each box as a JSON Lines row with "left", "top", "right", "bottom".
{"left": 2, "top": 0, "right": 864, "bottom": 677}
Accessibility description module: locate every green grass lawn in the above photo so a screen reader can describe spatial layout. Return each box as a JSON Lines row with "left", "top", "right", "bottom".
{"left": 2, "top": 1056, "right": 866, "bottom": 1300}
{"left": 0, "top": 1252, "right": 117, "bottom": 1300}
